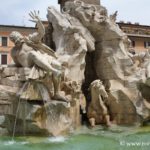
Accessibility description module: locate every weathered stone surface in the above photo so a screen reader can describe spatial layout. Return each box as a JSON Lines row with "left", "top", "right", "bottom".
{"left": 0, "top": 0, "right": 150, "bottom": 137}
{"left": 0, "top": 85, "right": 18, "bottom": 114}
{"left": 0, "top": 116, "right": 5, "bottom": 127}
{"left": 0, "top": 67, "right": 30, "bottom": 88}
{"left": 137, "top": 78, "right": 150, "bottom": 105}
{"left": 108, "top": 90, "right": 140, "bottom": 125}
{"left": 0, "top": 116, "right": 9, "bottom": 136}
{"left": 63, "top": 1, "right": 130, "bottom": 81}
{"left": 39, "top": 101, "right": 72, "bottom": 136}
{"left": 0, "top": 65, "right": 81, "bottom": 136}
{"left": 3, "top": 101, "right": 73, "bottom": 136}
{"left": 1, "top": 67, "right": 30, "bottom": 78}
{"left": 47, "top": 6, "right": 95, "bottom": 81}
{"left": 46, "top": 1, "right": 150, "bottom": 126}
{"left": 0, "top": 127, "right": 8, "bottom": 136}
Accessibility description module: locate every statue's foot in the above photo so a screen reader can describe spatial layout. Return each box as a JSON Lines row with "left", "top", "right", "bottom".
{"left": 106, "top": 121, "right": 117, "bottom": 128}
{"left": 89, "top": 118, "right": 95, "bottom": 128}
{"left": 106, "top": 122, "right": 112, "bottom": 127}
{"left": 53, "top": 94, "right": 68, "bottom": 103}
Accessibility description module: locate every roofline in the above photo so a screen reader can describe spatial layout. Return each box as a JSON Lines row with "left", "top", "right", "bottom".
{"left": 0, "top": 24, "right": 36, "bottom": 29}
{"left": 0, "top": 21, "right": 149, "bottom": 30}
{"left": 127, "top": 34, "right": 150, "bottom": 38}
{"left": 117, "top": 22, "right": 150, "bottom": 28}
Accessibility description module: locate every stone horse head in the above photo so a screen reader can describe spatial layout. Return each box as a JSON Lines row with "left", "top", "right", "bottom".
{"left": 89, "top": 80, "right": 108, "bottom": 99}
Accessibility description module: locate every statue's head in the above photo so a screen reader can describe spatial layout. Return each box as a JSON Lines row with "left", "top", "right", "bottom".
{"left": 9, "top": 31, "right": 24, "bottom": 45}
{"left": 90, "top": 80, "right": 108, "bottom": 98}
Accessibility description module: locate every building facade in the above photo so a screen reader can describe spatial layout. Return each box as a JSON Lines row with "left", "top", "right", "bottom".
{"left": 0, "top": 25, "right": 36, "bottom": 66}
{"left": 118, "top": 22, "right": 150, "bottom": 52}
{"left": 1, "top": 22, "right": 150, "bottom": 66}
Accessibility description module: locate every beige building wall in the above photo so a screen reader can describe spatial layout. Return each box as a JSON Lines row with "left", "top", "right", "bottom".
{"left": 0, "top": 26, "right": 36, "bottom": 65}
{"left": 118, "top": 22, "right": 150, "bottom": 53}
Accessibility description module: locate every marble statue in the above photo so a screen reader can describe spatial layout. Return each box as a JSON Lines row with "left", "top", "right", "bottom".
{"left": 1, "top": 0, "right": 150, "bottom": 136}
{"left": 129, "top": 49, "right": 150, "bottom": 78}
{"left": 46, "top": 0, "right": 149, "bottom": 125}
{"left": 110, "top": 11, "right": 118, "bottom": 22}
{"left": 9, "top": 11, "right": 65, "bottom": 101}
{"left": 87, "top": 80, "right": 111, "bottom": 127}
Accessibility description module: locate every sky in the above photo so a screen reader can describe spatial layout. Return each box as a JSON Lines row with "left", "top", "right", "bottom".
{"left": 0, "top": 0, "right": 149, "bottom": 27}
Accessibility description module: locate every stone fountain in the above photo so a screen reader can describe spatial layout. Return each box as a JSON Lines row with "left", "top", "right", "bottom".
{"left": 0, "top": 0, "right": 150, "bottom": 136}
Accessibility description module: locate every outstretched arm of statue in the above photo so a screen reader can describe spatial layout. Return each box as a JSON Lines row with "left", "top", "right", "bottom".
{"left": 28, "top": 11, "right": 45, "bottom": 43}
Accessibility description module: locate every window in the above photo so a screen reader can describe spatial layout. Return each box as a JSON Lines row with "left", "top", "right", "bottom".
{"left": 131, "top": 41, "right": 135, "bottom": 47}
{"left": 2, "top": 37, "right": 8, "bottom": 46}
{"left": 1, "top": 54, "right": 7, "bottom": 64}
{"left": 144, "top": 41, "right": 150, "bottom": 48}
{"left": 0, "top": 53, "right": 8, "bottom": 65}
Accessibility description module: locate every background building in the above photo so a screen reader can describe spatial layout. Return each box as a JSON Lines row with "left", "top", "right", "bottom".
{"left": 1, "top": 22, "right": 149, "bottom": 66}
{"left": 0, "top": 25, "right": 36, "bottom": 66}
{"left": 118, "top": 22, "right": 150, "bottom": 52}
{"left": 0, "top": 0, "right": 150, "bottom": 65}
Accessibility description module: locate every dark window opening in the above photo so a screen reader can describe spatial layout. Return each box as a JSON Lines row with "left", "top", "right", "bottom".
{"left": 2, "top": 37, "right": 8, "bottom": 46}
{"left": 1, "top": 54, "right": 7, "bottom": 65}
{"left": 144, "top": 41, "right": 150, "bottom": 48}
{"left": 131, "top": 41, "right": 135, "bottom": 47}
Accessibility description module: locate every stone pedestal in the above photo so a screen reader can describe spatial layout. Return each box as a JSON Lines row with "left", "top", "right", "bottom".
{"left": 0, "top": 67, "right": 81, "bottom": 136}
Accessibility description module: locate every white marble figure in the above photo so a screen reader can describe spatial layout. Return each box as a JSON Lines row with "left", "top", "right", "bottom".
{"left": 129, "top": 49, "right": 150, "bottom": 78}
{"left": 9, "top": 11, "right": 65, "bottom": 101}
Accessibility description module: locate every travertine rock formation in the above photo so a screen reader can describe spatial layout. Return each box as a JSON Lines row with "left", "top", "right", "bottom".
{"left": 47, "top": 6, "right": 95, "bottom": 81}
{"left": 0, "top": 67, "right": 81, "bottom": 136}
{"left": 0, "top": 1, "right": 150, "bottom": 136}
{"left": 46, "top": 0, "right": 150, "bottom": 125}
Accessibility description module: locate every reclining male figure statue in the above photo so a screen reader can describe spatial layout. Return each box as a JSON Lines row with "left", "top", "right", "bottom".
{"left": 9, "top": 11, "right": 65, "bottom": 101}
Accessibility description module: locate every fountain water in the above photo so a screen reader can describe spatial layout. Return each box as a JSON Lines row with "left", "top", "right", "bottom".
{"left": 12, "top": 81, "right": 30, "bottom": 140}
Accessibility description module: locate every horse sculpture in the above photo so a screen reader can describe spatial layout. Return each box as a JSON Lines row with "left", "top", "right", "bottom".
{"left": 87, "top": 80, "right": 111, "bottom": 127}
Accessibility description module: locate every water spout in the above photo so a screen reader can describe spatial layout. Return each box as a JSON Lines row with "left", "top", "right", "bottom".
{"left": 12, "top": 82, "right": 30, "bottom": 140}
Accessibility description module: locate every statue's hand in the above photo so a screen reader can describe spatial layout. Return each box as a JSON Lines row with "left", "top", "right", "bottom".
{"left": 29, "top": 10, "right": 40, "bottom": 23}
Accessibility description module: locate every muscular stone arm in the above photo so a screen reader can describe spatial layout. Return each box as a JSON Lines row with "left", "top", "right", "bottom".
{"left": 28, "top": 11, "right": 45, "bottom": 43}
{"left": 28, "top": 20, "right": 45, "bottom": 43}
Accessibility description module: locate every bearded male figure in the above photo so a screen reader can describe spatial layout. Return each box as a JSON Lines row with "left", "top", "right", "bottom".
{"left": 9, "top": 11, "right": 65, "bottom": 101}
